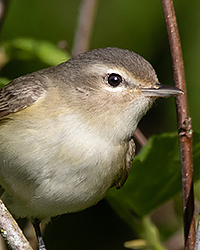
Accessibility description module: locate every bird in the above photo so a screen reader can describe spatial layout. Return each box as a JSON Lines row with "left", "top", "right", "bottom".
{"left": 0, "top": 47, "right": 183, "bottom": 249}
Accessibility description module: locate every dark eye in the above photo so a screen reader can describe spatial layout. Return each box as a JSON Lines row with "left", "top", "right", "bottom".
{"left": 107, "top": 73, "right": 122, "bottom": 87}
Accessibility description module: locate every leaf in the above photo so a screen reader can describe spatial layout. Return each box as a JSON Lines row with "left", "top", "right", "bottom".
{"left": 0, "top": 77, "right": 10, "bottom": 89}
{"left": 2, "top": 38, "right": 70, "bottom": 66}
{"left": 106, "top": 132, "right": 200, "bottom": 218}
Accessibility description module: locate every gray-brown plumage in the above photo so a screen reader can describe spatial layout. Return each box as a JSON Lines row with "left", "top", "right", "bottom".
{"left": 0, "top": 75, "right": 48, "bottom": 117}
{"left": 0, "top": 48, "right": 182, "bottom": 244}
{"left": 0, "top": 48, "right": 158, "bottom": 118}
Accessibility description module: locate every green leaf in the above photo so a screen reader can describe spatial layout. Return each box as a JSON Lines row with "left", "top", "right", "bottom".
{"left": 2, "top": 37, "right": 70, "bottom": 66}
{"left": 106, "top": 132, "right": 200, "bottom": 218}
{"left": 0, "top": 77, "right": 10, "bottom": 89}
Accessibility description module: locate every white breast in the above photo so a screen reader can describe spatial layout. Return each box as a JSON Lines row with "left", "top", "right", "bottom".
{"left": 0, "top": 111, "right": 127, "bottom": 219}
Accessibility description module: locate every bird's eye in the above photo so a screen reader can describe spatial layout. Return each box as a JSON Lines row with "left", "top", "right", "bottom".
{"left": 107, "top": 73, "right": 122, "bottom": 87}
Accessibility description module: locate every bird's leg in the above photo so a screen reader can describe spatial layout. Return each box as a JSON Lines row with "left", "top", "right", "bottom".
{"left": 32, "top": 218, "right": 46, "bottom": 250}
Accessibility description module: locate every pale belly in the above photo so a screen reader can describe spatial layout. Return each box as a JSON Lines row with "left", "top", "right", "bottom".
{"left": 0, "top": 116, "right": 128, "bottom": 219}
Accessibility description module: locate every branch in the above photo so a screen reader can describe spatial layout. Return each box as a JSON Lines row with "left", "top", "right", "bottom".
{"left": 0, "top": 199, "right": 33, "bottom": 250}
{"left": 133, "top": 128, "right": 147, "bottom": 146}
{"left": 162, "top": 0, "right": 195, "bottom": 249}
{"left": 72, "top": 0, "right": 98, "bottom": 56}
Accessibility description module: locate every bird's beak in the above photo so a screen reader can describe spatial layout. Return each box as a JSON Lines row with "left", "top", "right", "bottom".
{"left": 141, "top": 83, "right": 183, "bottom": 97}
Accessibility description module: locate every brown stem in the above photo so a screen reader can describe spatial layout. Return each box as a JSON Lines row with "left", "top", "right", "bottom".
{"left": 162, "top": 0, "right": 195, "bottom": 249}
{"left": 72, "top": 0, "right": 98, "bottom": 56}
{"left": 133, "top": 128, "right": 147, "bottom": 146}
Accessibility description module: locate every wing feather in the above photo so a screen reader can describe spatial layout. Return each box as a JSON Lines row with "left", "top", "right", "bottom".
{"left": 0, "top": 74, "right": 48, "bottom": 118}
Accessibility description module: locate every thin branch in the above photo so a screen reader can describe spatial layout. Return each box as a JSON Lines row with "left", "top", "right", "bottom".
{"left": 162, "top": 0, "right": 195, "bottom": 249}
{"left": 0, "top": 199, "right": 33, "bottom": 250}
{"left": 72, "top": 0, "right": 98, "bottom": 56}
{"left": 0, "top": 0, "right": 11, "bottom": 34}
{"left": 133, "top": 128, "right": 148, "bottom": 146}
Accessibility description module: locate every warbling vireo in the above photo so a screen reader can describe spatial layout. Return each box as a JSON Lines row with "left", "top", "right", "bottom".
{"left": 0, "top": 47, "right": 183, "bottom": 249}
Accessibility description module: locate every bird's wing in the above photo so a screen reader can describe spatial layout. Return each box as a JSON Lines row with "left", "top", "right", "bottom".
{"left": 0, "top": 75, "right": 48, "bottom": 118}
{"left": 116, "top": 138, "right": 135, "bottom": 189}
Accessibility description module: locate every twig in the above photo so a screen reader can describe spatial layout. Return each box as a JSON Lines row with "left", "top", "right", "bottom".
{"left": 0, "top": 0, "right": 11, "bottom": 34}
{"left": 0, "top": 199, "right": 33, "bottom": 250}
{"left": 162, "top": 0, "right": 195, "bottom": 249}
{"left": 72, "top": 0, "right": 98, "bottom": 56}
{"left": 133, "top": 128, "right": 148, "bottom": 146}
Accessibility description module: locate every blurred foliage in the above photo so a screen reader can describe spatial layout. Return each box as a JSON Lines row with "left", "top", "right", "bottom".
{"left": 107, "top": 132, "right": 200, "bottom": 249}
{"left": 107, "top": 132, "right": 200, "bottom": 217}
{"left": 107, "top": 133, "right": 182, "bottom": 218}
{"left": 0, "top": 0, "right": 199, "bottom": 249}
{"left": 0, "top": 38, "right": 70, "bottom": 79}
{"left": 0, "top": 77, "right": 9, "bottom": 89}
{"left": 2, "top": 38, "right": 70, "bottom": 65}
